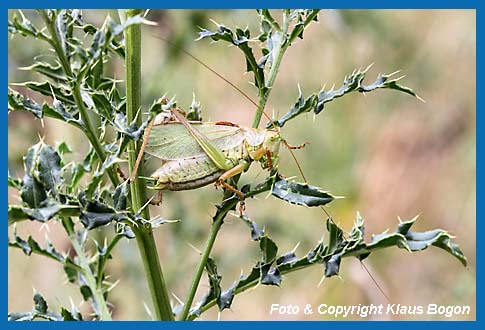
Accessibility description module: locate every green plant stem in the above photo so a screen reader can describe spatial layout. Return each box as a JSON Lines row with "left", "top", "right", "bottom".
{"left": 132, "top": 226, "right": 174, "bottom": 320}
{"left": 260, "top": 10, "right": 281, "bottom": 32}
{"left": 61, "top": 218, "right": 112, "bottom": 320}
{"left": 39, "top": 10, "right": 119, "bottom": 186}
{"left": 179, "top": 204, "right": 230, "bottom": 321}
{"left": 252, "top": 12, "right": 291, "bottom": 129}
{"left": 122, "top": 9, "right": 173, "bottom": 321}
{"left": 252, "top": 10, "right": 320, "bottom": 129}
{"left": 179, "top": 171, "right": 274, "bottom": 320}
{"left": 180, "top": 177, "right": 271, "bottom": 320}
{"left": 96, "top": 234, "right": 123, "bottom": 286}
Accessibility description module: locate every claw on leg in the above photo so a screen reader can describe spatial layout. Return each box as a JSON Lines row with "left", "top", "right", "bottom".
{"left": 238, "top": 201, "right": 246, "bottom": 215}
{"left": 150, "top": 190, "right": 163, "bottom": 206}
{"left": 117, "top": 166, "right": 128, "bottom": 181}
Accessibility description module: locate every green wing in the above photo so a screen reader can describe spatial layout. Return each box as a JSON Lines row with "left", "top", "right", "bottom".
{"left": 145, "top": 122, "right": 245, "bottom": 160}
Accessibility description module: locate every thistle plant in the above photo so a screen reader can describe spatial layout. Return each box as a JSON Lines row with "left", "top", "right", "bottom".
{"left": 8, "top": 9, "right": 466, "bottom": 321}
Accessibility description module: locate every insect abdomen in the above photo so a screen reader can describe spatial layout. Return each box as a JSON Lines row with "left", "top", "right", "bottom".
{"left": 162, "top": 170, "right": 225, "bottom": 190}
{"left": 152, "top": 156, "right": 223, "bottom": 190}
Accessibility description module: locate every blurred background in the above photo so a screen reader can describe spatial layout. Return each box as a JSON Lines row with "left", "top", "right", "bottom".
{"left": 8, "top": 10, "right": 475, "bottom": 320}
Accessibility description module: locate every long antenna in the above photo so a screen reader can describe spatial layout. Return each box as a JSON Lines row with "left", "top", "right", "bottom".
{"left": 151, "top": 33, "right": 273, "bottom": 123}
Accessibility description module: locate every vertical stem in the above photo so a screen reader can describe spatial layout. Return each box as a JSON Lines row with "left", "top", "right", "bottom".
{"left": 96, "top": 234, "right": 122, "bottom": 287}
{"left": 252, "top": 10, "right": 319, "bottom": 129}
{"left": 122, "top": 9, "right": 173, "bottom": 321}
{"left": 252, "top": 12, "right": 291, "bottom": 129}
{"left": 62, "top": 218, "right": 112, "bottom": 320}
{"left": 179, "top": 199, "right": 234, "bottom": 320}
{"left": 123, "top": 10, "right": 147, "bottom": 213}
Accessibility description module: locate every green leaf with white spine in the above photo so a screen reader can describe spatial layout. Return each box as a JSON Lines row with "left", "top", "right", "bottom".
{"left": 8, "top": 11, "right": 50, "bottom": 40}
{"left": 9, "top": 230, "right": 64, "bottom": 262}
{"left": 8, "top": 203, "right": 80, "bottom": 225}
{"left": 190, "top": 214, "right": 466, "bottom": 319}
{"left": 271, "top": 176, "right": 337, "bottom": 207}
{"left": 20, "top": 62, "right": 67, "bottom": 82}
{"left": 8, "top": 89, "right": 85, "bottom": 130}
{"left": 273, "top": 66, "right": 422, "bottom": 127}
{"left": 12, "top": 81, "right": 75, "bottom": 105}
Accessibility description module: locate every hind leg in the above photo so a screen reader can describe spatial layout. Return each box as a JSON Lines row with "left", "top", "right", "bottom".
{"left": 215, "top": 164, "right": 247, "bottom": 197}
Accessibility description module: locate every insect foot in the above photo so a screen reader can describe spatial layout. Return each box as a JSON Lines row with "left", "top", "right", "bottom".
{"left": 117, "top": 166, "right": 129, "bottom": 181}
{"left": 149, "top": 191, "right": 163, "bottom": 206}
{"left": 238, "top": 201, "right": 247, "bottom": 216}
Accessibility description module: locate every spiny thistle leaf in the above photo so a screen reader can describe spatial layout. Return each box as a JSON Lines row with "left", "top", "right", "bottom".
{"left": 8, "top": 312, "right": 35, "bottom": 321}
{"left": 19, "top": 144, "right": 49, "bottom": 209}
{"left": 8, "top": 88, "right": 85, "bottom": 130}
{"left": 8, "top": 203, "right": 80, "bottom": 225}
{"left": 8, "top": 175, "right": 21, "bottom": 189}
{"left": 9, "top": 230, "right": 64, "bottom": 262}
{"left": 239, "top": 214, "right": 265, "bottom": 241}
{"left": 14, "top": 142, "right": 67, "bottom": 216}
{"left": 78, "top": 194, "right": 128, "bottom": 230}
{"left": 19, "top": 62, "right": 67, "bottom": 82}
{"left": 56, "top": 141, "right": 72, "bottom": 155}
{"left": 257, "top": 9, "right": 280, "bottom": 43}
{"left": 8, "top": 140, "right": 129, "bottom": 229}
{"left": 35, "top": 142, "right": 63, "bottom": 197}
{"left": 113, "top": 181, "right": 128, "bottom": 211}
{"left": 8, "top": 88, "right": 47, "bottom": 119}
{"left": 60, "top": 307, "right": 83, "bottom": 321}
{"left": 288, "top": 10, "right": 320, "bottom": 42}
{"left": 276, "top": 251, "right": 298, "bottom": 267}
{"left": 189, "top": 214, "right": 466, "bottom": 318}
{"left": 69, "top": 147, "right": 97, "bottom": 190}
{"left": 116, "top": 223, "right": 136, "bottom": 239}
{"left": 12, "top": 81, "right": 75, "bottom": 105}
{"left": 271, "top": 176, "right": 337, "bottom": 207}
{"left": 273, "top": 66, "right": 421, "bottom": 127}
{"left": 112, "top": 112, "right": 150, "bottom": 141}
{"left": 259, "top": 236, "right": 278, "bottom": 265}
{"left": 187, "top": 94, "right": 203, "bottom": 121}
{"left": 8, "top": 292, "right": 77, "bottom": 321}
{"left": 189, "top": 257, "right": 223, "bottom": 317}
{"left": 8, "top": 11, "right": 49, "bottom": 40}
{"left": 84, "top": 149, "right": 123, "bottom": 198}
{"left": 63, "top": 256, "right": 81, "bottom": 283}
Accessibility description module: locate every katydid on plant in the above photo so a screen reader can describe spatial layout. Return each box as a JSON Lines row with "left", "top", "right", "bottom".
{"left": 129, "top": 106, "right": 306, "bottom": 203}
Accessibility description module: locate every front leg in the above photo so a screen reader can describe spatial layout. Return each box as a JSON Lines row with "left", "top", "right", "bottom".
{"left": 250, "top": 147, "right": 273, "bottom": 170}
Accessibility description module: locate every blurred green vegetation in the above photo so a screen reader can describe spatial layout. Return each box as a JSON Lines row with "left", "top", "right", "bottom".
{"left": 8, "top": 10, "right": 475, "bottom": 320}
